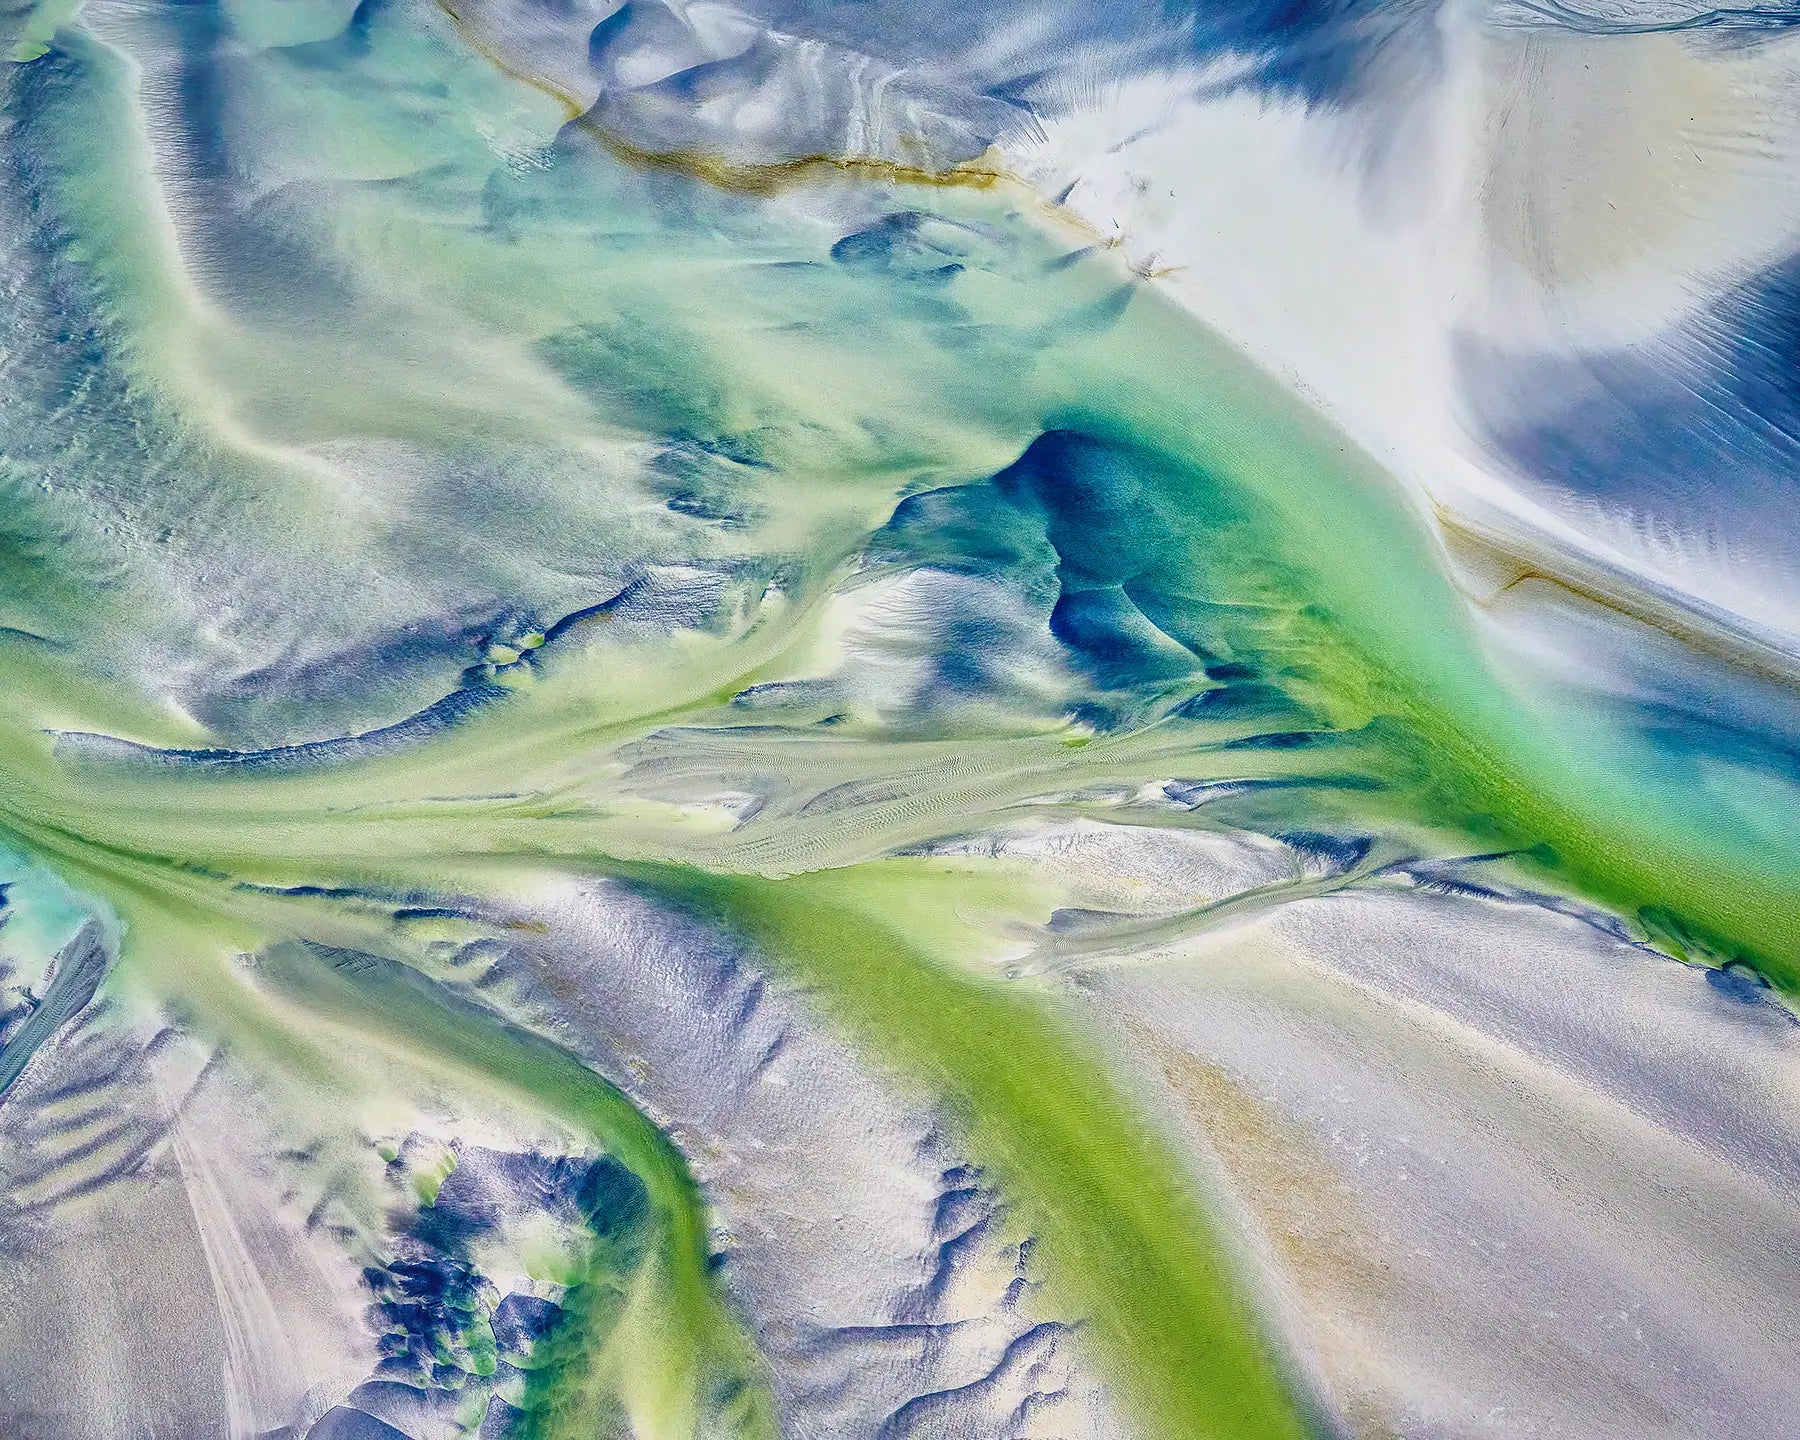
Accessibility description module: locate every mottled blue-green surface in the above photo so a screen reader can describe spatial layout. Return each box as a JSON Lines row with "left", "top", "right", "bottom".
{"left": 1, "top": 2, "right": 1798, "bottom": 1437}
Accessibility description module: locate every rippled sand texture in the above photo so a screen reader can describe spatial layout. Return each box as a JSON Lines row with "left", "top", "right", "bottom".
{"left": 1, "top": 2, "right": 1797, "bottom": 1438}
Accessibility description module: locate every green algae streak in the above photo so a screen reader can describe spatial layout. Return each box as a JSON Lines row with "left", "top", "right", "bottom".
{"left": 255, "top": 940, "right": 782, "bottom": 1440}
{"left": 1053, "top": 293, "right": 1800, "bottom": 987}
{"left": 661, "top": 860, "right": 1323, "bottom": 1440}
{"left": 1, "top": 1, "right": 1798, "bottom": 1437}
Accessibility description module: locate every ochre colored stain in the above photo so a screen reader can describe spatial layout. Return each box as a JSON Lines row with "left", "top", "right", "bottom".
{"left": 433, "top": 0, "right": 1010, "bottom": 199}
{"left": 1436, "top": 506, "right": 1800, "bottom": 694}
{"left": 1131, "top": 1022, "right": 1405, "bottom": 1440}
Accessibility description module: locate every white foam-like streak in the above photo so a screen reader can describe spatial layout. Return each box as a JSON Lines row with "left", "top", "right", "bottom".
{"left": 1005, "top": 10, "right": 1800, "bottom": 643}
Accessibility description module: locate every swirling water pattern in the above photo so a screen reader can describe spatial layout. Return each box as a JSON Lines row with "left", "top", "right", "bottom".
{"left": 1, "top": 2, "right": 1797, "bottom": 1438}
